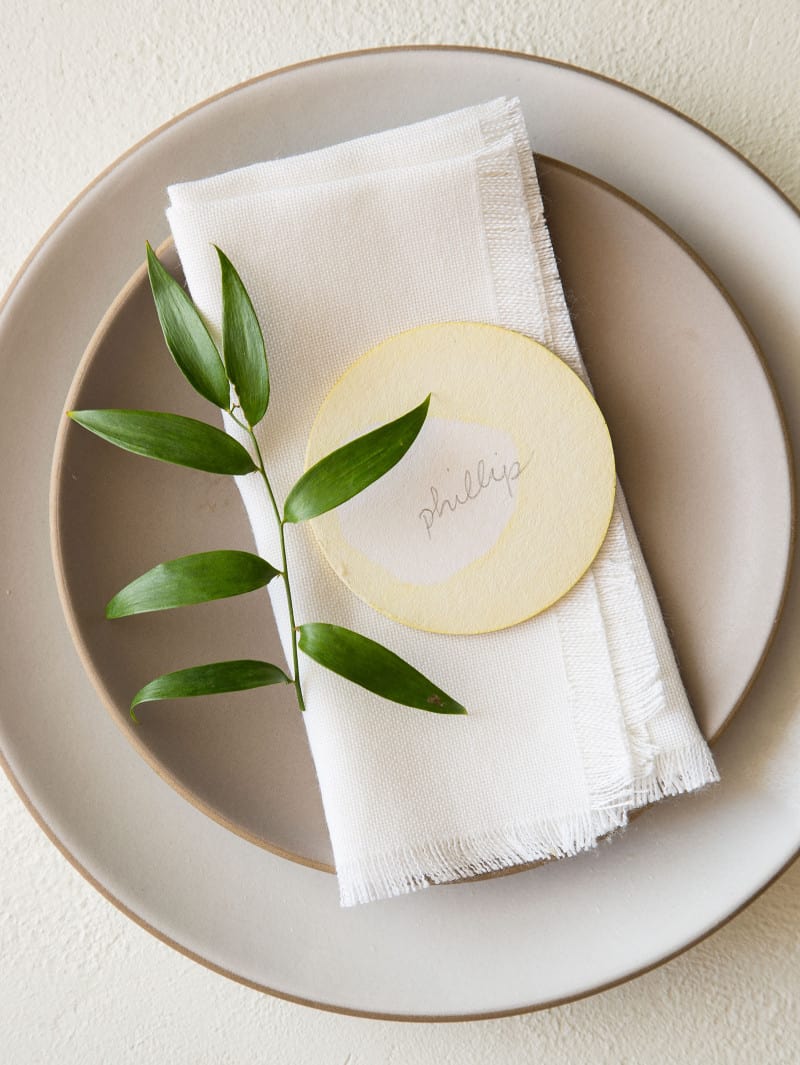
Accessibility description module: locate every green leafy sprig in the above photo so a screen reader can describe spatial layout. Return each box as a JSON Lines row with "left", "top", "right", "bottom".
{"left": 69, "top": 244, "right": 466, "bottom": 722}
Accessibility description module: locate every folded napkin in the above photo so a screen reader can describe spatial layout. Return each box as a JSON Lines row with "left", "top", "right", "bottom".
{"left": 167, "top": 98, "right": 718, "bottom": 906}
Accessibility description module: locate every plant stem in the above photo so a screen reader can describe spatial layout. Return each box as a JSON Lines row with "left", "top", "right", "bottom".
{"left": 230, "top": 411, "right": 306, "bottom": 712}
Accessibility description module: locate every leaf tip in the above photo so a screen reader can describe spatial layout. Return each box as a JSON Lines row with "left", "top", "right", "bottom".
{"left": 145, "top": 240, "right": 162, "bottom": 287}
{"left": 129, "top": 704, "right": 141, "bottom": 724}
{"left": 214, "top": 244, "right": 233, "bottom": 272}
{"left": 105, "top": 590, "right": 130, "bottom": 619}
{"left": 426, "top": 692, "right": 467, "bottom": 715}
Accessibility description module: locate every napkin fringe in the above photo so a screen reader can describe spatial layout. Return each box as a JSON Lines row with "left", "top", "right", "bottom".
{"left": 592, "top": 512, "right": 665, "bottom": 777}
{"left": 480, "top": 98, "right": 559, "bottom": 353}
{"left": 556, "top": 570, "right": 637, "bottom": 810}
{"left": 631, "top": 743, "right": 720, "bottom": 808}
{"left": 474, "top": 138, "right": 546, "bottom": 336}
{"left": 337, "top": 806, "right": 632, "bottom": 907}
{"left": 338, "top": 740, "right": 717, "bottom": 904}
{"left": 475, "top": 101, "right": 668, "bottom": 791}
{"left": 491, "top": 105, "right": 689, "bottom": 794}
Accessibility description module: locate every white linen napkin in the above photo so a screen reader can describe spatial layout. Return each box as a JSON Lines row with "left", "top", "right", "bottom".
{"left": 167, "top": 98, "right": 718, "bottom": 906}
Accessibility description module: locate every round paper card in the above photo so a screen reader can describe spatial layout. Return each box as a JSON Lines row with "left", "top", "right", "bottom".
{"left": 307, "top": 322, "right": 616, "bottom": 634}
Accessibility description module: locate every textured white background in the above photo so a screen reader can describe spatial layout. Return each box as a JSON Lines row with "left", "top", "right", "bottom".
{"left": 2, "top": 1, "right": 799, "bottom": 1061}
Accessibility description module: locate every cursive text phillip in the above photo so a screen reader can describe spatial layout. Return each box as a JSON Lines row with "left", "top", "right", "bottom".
{"left": 418, "top": 455, "right": 528, "bottom": 540}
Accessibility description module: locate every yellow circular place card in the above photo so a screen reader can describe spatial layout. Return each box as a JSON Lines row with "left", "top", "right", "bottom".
{"left": 306, "top": 322, "right": 616, "bottom": 634}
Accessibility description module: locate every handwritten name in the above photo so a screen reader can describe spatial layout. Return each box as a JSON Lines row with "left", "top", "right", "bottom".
{"left": 418, "top": 455, "right": 528, "bottom": 539}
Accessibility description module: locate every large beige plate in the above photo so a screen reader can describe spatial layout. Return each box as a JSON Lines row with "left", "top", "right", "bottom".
{"left": 4, "top": 49, "right": 800, "bottom": 1020}
{"left": 51, "top": 159, "right": 792, "bottom": 872}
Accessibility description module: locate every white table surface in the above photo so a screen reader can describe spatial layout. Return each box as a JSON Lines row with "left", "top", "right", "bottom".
{"left": 2, "top": 2, "right": 799, "bottom": 1061}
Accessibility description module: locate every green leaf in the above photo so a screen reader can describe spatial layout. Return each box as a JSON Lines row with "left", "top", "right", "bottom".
{"left": 297, "top": 622, "right": 466, "bottom": 715}
{"left": 130, "top": 659, "right": 290, "bottom": 722}
{"left": 68, "top": 409, "right": 256, "bottom": 475}
{"left": 107, "top": 550, "right": 280, "bottom": 618}
{"left": 284, "top": 396, "right": 430, "bottom": 523}
{"left": 216, "top": 246, "right": 269, "bottom": 426}
{"left": 146, "top": 242, "right": 230, "bottom": 409}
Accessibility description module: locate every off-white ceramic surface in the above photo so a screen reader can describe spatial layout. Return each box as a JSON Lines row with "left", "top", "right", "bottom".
{"left": 2, "top": 6, "right": 800, "bottom": 1059}
{"left": 3, "top": 49, "right": 799, "bottom": 1022}
{"left": 50, "top": 163, "right": 790, "bottom": 871}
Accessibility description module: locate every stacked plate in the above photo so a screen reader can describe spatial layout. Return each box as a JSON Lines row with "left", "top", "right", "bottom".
{"left": 2, "top": 48, "right": 798, "bottom": 1019}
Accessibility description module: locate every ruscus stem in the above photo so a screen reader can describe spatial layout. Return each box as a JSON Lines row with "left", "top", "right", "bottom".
{"left": 230, "top": 410, "right": 306, "bottom": 712}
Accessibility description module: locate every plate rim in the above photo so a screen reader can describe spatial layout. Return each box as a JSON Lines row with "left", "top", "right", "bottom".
{"left": 3, "top": 44, "right": 800, "bottom": 1021}
{"left": 0, "top": 737, "right": 796, "bottom": 1023}
{"left": 5, "top": 44, "right": 800, "bottom": 323}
